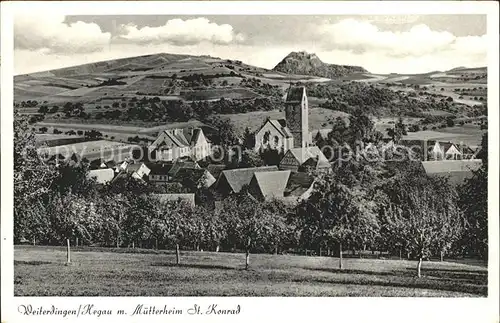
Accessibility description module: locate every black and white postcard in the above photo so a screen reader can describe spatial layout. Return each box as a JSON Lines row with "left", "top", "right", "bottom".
{"left": 1, "top": 1, "right": 499, "bottom": 323}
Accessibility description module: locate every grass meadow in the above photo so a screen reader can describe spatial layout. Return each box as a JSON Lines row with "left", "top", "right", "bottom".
{"left": 14, "top": 246, "right": 487, "bottom": 297}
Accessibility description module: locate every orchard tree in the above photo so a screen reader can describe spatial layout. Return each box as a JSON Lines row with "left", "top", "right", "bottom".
{"left": 14, "top": 114, "right": 57, "bottom": 243}
{"left": 298, "top": 172, "right": 377, "bottom": 268}
{"left": 48, "top": 192, "right": 99, "bottom": 263}
{"left": 220, "top": 195, "right": 280, "bottom": 269}
{"left": 458, "top": 132, "right": 488, "bottom": 258}
{"left": 382, "top": 176, "right": 463, "bottom": 277}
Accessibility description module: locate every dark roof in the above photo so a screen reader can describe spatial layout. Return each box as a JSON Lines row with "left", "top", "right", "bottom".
{"left": 268, "top": 119, "right": 293, "bottom": 138}
{"left": 285, "top": 172, "right": 314, "bottom": 197}
{"left": 286, "top": 86, "right": 306, "bottom": 102}
{"left": 300, "top": 156, "right": 331, "bottom": 170}
{"left": 206, "top": 164, "right": 226, "bottom": 180}
{"left": 219, "top": 166, "right": 278, "bottom": 193}
{"left": 168, "top": 157, "right": 200, "bottom": 177}
{"left": 147, "top": 162, "right": 173, "bottom": 175}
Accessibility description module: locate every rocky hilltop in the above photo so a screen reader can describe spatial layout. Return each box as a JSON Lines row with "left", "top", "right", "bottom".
{"left": 273, "top": 51, "right": 367, "bottom": 78}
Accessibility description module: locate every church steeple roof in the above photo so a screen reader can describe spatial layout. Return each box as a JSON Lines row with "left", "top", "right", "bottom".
{"left": 286, "top": 86, "right": 306, "bottom": 103}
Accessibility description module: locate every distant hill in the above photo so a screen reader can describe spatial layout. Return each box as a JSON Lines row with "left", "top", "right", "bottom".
{"left": 273, "top": 51, "right": 368, "bottom": 78}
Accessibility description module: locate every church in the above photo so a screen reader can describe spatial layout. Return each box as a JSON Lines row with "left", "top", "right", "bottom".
{"left": 254, "top": 86, "right": 329, "bottom": 172}
{"left": 254, "top": 86, "right": 312, "bottom": 151}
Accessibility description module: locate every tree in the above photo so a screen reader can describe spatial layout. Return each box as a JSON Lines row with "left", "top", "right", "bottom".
{"left": 382, "top": 173, "right": 463, "bottom": 277}
{"left": 239, "top": 149, "right": 264, "bottom": 168}
{"left": 47, "top": 192, "right": 99, "bottom": 262}
{"left": 14, "top": 115, "right": 57, "bottom": 244}
{"left": 242, "top": 127, "right": 255, "bottom": 149}
{"left": 298, "top": 172, "right": 377, "bottom": 268}
{"left": 458, "top": 132, "right": 488, "bottom": 259}
{"left": 386, "top": 117, "right": 407, "bottom": 143}
{"left": 446, "top": 116, "right": 455, "bottom": 127}
{"left": 220, "top": 195, "right": 280, "bottom": 269}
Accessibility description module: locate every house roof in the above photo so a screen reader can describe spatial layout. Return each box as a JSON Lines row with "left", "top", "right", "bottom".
{"left": 151, "top": 193, "right": 195, "bottom": 207}
{"left": 286, "top": 146, "right": 329, "bottom": 165}
{"left": 206, "top": 164, "right": 226, "bottom": 180}
{"left": 268, "top": 119, "right": 294, "bottom": 138}
{"left": 421, "top": 159, "right": 483, "bottom": 185}
{"left": 285, "top": 172, "right": 314, "bottom": 197}
{"left": 87, "top": 168, "right": 115, "bottom": 184}
{"left": 168, "top": 158, "right": 200, "bottom": 177}
{"left": 286, "top": 86, "right": 306, "bottom": 103}
{"left": 301, "top": 156, "right": 331, "bottom": 170}
{"left": 147, "top": 162, "right": 173, "bottom": 175}
{"left": 126, "top": 163, "right": 144, "bottom": 173}
{"left": 251, "top": 170, "right": 291, "bottom": 200}
{"left": 219, "top": 165, "right": 278, "bottom": 193}
{"left": 189, "top": 128, "right": 202, "bottom": 145}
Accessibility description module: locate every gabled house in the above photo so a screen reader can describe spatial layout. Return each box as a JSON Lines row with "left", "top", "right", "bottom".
{"left": 148, "top": 162, "right": 173, "bottom": 186}
{"left": 172, "top": 168, "right": 216, "bottom": 191}
{"left": 248, "top": 170, "right": 291, "bottom": 201}
{"left": 429, "top": 141, "right": 465, "bottom": 160}
{"left": 149, "top": 127, "right": 211, "bottom": 162}
{"left": 279, "top": 146, "right": 329, "bottom": 172}
{"left": 216, "top": 166, "right": 278, "bottom": 195}
{"left": 125, "top": 162, "right": 151, "bottom": 181}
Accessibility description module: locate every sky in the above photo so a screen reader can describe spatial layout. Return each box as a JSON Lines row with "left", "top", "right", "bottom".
{"left": 14, "top": 14, "right": 487, "bottom": 75}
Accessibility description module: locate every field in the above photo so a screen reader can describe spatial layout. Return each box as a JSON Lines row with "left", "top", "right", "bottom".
{"left": 222, "top": 108, "right": 348, "bottom": 135}
{"left": 14, "top": 246, "right": 487, "bottom": 297}
{"left": 402, "top": 125, "right": 486, "bottom": 147}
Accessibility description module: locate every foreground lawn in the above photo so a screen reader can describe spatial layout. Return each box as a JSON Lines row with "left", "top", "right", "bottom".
{"left": 14, "top": 246, "right": 487, "bottom": 297}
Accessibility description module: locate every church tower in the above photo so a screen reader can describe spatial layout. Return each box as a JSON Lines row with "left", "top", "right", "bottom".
{"left": 285, "top": 86, "right": 309, "bottom": 148}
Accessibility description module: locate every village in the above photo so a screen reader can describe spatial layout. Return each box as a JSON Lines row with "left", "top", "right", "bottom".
{"left": 54, "top": 86, "right": 483, "bottom": 206}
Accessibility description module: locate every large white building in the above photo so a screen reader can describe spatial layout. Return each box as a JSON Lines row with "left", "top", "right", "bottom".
{"left": 149, "top": 127, "right": 212, "bottom": 162}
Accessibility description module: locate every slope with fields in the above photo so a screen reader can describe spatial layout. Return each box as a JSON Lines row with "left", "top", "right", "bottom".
{"left": 14, "top": 52, "right": 487, "bottom": 142}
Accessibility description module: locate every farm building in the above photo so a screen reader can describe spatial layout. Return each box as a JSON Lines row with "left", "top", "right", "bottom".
{"left": 148, "top": 127, "right": 211, "bottom": 162}
{"left": 279, "top": 146, "right": 329, "bottom": 172}
{"left": 216, "top": 166, "right": 279, "bottom": 195}
{"left": 248, "top": 170, "right": 291, "bottom": 201}
{"left": 87, "top": 168, "right": 115, "bottom": 184}
{"left": 421, "top": 159, "right": 482, "bottom": 186}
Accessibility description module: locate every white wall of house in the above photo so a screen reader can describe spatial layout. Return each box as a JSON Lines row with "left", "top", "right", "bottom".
{"left": 255, "top": 121, "right": 293, "bottom": 152}
{"left": 191, "top": 130, "right": 212, "bottom": 161}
